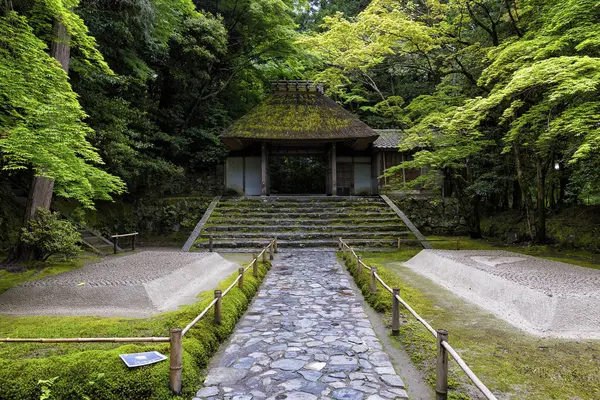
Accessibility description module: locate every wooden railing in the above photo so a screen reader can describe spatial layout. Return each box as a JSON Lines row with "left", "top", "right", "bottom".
{"left": 111, "top": 232, "right": 138, "bottom": 254}
{"left": 0, "top": 239, "right": 277, "bottom": 395}
{"left": 339, "top": 239, "right": 498, "bottom": 400}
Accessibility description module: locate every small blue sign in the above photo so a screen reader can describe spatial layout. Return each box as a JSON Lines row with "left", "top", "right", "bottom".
{"left": 119, "top": 351, "right": 167, "bottom": 368}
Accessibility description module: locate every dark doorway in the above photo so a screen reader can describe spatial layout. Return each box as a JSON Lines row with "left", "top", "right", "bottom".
{"left": 270, "top": 155, "right": 327, "bottom": 194}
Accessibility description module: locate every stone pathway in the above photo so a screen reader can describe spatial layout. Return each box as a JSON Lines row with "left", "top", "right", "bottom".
{"left": 195, "top": 251, "right": 409, "bottom": 400}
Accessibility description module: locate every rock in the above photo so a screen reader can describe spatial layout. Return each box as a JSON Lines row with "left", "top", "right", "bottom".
{"left": 380, "top": 374, "right": 405, "bottom": 388}
{"left": 204, "top": 367, "right": 247, "bottom": 386}
{"left": 332, "top": 388, "right": 364, "bottom": 400}
{"left": 196, "top": 386, "right": 219, "bottom": 397}
{"left": 271, "top": 359, "right": 306, "bottom": 371}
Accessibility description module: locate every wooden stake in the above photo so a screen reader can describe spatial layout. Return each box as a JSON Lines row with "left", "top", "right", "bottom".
{"left": 269, "top": 242, "right": 274, "bottom": 260}
{"left": 357, "top": 256, "right": 362, "bottom": 276}
{"left": 436, "top": 329, "right": 449, "bottom": 400}
{"left": 238, "top": 268, "right": 244, "bottom": 289}
{"left": 113, "top": 237, "right": 118, "bottom": 255}
{"left": 274, "top": 237, "right": 278, "bottom": 253}
{"left": 262, "top": 248, "right": 267, "bottom": 264}
{"left": 132, "top": 235, "right": 136, "bottom": 251}
{"left": 370, "top": 267, "right": 377, "bottom": 294}
{"left": 392, "top": 288, "right": 400, "bottom": 336}
{"left": 252, "top": 254, "right": 258, "bottom": 278}
{"left": 338, "top": 239, "right": 342, "bottom": 251}
{"left": 214, "top": 290, "right": 222, "bottom": 325}
{"left": 169, "top": 328, "right": 183, "bottom": 394}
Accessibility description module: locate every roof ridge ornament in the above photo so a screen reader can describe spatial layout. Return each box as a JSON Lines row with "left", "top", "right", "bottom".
{"left": 271, "top": 80, "right": 324, "bottom": 94}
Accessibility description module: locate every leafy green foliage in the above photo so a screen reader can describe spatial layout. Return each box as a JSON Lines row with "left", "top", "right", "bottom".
{"left": 0, "top": 13, "right": 125, "bottom": 207}
{"left": 20, "top": 209, "right": 81, "bottom": 261}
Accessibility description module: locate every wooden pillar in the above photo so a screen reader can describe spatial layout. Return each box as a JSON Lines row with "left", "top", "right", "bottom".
{"left": 261, "top": 142, "right": 268, "bottom": 196}
{"left": 392, "top": 288, "right": 400, "bottom": 335}
{"left": 169, "top": 328, "right": 183, "bottom": 394}
{"left": 436, "top": 329, "right": 449, "bottom": 400}
{"left": 214, "top": 290, "right": 222, "bottom": 325}
{"left": 331, "top": 143, "right": 337, "bottom": 196}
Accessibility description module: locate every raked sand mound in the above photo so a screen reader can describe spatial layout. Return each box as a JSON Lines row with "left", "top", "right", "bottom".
{"left": 404, "top": 250, "right": 600, "bottom": 339}
{"left": 0, "top": 251, "right": 239, "bottom": 318}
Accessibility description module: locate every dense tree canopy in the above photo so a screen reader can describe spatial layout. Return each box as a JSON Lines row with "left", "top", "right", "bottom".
{"left": 302, "top": 0, "right": 600, "bottom": 241}
{"left": 1, "top": 0, "right": 599, "bottom": 245}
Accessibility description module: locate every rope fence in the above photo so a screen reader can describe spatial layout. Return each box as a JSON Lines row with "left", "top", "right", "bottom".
{"left": 0, "top": 239, "right": 277, "bottom": 395}
{"left": 339, "top": 238, "right": 498, "bottom": 400}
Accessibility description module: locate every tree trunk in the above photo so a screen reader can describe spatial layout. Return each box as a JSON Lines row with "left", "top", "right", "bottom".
{"left": 534, "top": 158, "right": 547, "bottom": 244}
{"left": 512, "top": 179, "right": 522, "bottom": 210}
{"left": 2, "top": 17, "right": 70, "bottom": 265}
{"left": 513, "top": 144, "right": 535, "bottom": 239}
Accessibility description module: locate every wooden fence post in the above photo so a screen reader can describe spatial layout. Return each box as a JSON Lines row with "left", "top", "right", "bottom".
{"left": 169, "top": 328, "right": 183, "bottom": 394}
{"left": 214, "top": 290, "right": 222, "bottom": 325}
{"left": 370, "top": 267, "right": 377, "bottom": 294}
{"left": 436, "top": 329, "right": 449, "bottom": 400}
{"left": 262, "top": 248, "right": 267, "bottom": 264}
{"left": 269, "top": 241, "right": 274, "bottom": 260}
{"left": 398, "top": 237, "right": 401, "bottom": 250}
{"left": 338, "top": 239, "right": 342, "bottom": 251}
{"left": 342, "top": 245, "right": 346, "bottom": 260}
{"left": 392, "top": 288, "right": 400, "bottom": 336}
{"left": 209, "top": 228, "right": 214, "bottom": 253}
{"left": 274, "top": 237, "right": 278, "bottom": 253}
{"left": 113, "top": 237, "right": 118, "bottom": 255}
{"left": 238, "top": 268, "right": 244, "bottom": 289}
{"left": 132, "top": 235, "right": 136, "bottom": 251}
{"left": 356, "top": 256, "right": 362, "bottom": 276}
{"left": 252, "top": 254, "right": 258, "bottom": 278}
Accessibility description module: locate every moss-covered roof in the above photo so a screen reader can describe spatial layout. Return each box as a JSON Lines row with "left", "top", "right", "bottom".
{"left": 222, "top": 91, "right": 378, "bottom": 150}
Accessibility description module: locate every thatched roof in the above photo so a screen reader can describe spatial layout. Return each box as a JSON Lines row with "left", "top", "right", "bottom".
{"left": 222, "top": 84, "right": 379, "bottom": 150}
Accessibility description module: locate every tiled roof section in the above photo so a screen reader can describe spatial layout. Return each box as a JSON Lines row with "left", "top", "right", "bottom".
{"left": 221, "top": 91, "right": 379, "bottom": 142}
{"left": 373, "top": 129, "right": 406, "bottom": 149}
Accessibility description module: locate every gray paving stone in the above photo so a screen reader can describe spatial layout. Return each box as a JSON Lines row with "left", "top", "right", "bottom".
{"left": 196, "top": 252, "right": 409, "bottom": 399}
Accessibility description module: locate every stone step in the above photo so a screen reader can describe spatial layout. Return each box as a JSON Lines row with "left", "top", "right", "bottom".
{"left": 207, "top": 217, "right": 402, "bottom": 226}
{"left": 220, "top": 196, "right": 383, "bottom": 203}
{"left": 210, "top": 211, "right": 397, "bottom": 219}
{"left": 198, "top": 231, "right": 411, "bottom": 240}
{"left": 205, "top": 224, "right": 409, "bottom": 233}
{"left": 195, "top": 239, "right": 399, "bottom": 249}
{"left": 215, "top": 205, "right": 389, "bottom": 213}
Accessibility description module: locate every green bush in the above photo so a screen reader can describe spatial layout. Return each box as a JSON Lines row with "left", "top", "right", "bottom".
{"left": 20, "top": 209, "right": 81, "bottom": 261}
{"left": 0, "top": 261, "right": 270, "bottom": 399}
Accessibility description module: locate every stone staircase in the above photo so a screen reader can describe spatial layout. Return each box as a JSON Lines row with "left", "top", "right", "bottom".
{"left": 193, "top": 196, "right": 413, "bottom": 251}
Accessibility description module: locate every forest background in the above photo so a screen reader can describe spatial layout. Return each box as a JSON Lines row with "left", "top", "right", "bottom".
{"left": 1, "top": 0, "right": 599, "bottom": 255}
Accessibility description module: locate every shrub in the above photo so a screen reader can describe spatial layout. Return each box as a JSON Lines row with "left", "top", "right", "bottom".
{"left": 20, "top": 209, "right": 81, "bottom": 261}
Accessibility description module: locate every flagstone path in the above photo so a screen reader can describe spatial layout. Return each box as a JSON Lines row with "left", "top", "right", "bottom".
{"left": 194, "top": 251, "right": 409, "bottom": 400}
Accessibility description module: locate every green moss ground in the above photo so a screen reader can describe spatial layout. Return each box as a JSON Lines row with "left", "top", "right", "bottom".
{"left": 0, "top": 258, "right": 270, "bottom": 399}
{"left": 342, "top": 251, "right": 600, "bottom": 399}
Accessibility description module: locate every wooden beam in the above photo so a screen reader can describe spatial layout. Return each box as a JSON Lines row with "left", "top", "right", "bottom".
{"left": 331, "top": 143, "right": 337, "bottom": 196}
{"left": 261, "top": 142, "right": 268, "bottom": 196}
